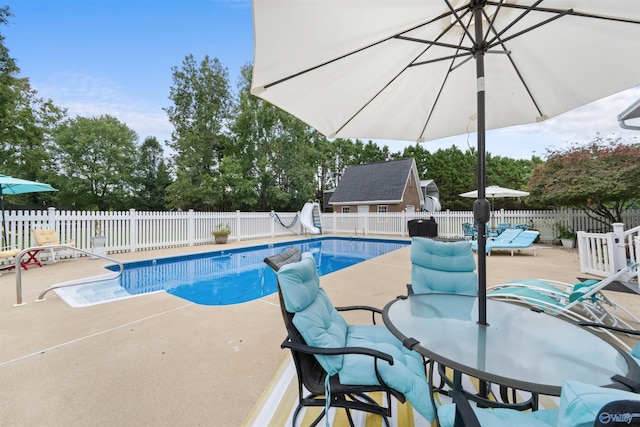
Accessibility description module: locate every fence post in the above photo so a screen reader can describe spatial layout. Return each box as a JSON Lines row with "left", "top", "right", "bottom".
{"left": 235, "top": 210, "right": 241, "bottom": 242}
{"left": 129, "top": 208, "right": 137, "bottom": 253}
{"left": 270, "top": 211, "right": 276, "bottom": 238}
{"left": 612, "top": 222, "right": 627, "bottom": 277}
{"left": 47, "top": 207, "right": 56, "bottom": 229}
{"left": 188, "top": 210, "right": 195, "bottom": 246}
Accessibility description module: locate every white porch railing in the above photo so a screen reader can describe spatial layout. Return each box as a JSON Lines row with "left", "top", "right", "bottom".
{"left": 577, "top": 223, "right": 640, "bottom": 282}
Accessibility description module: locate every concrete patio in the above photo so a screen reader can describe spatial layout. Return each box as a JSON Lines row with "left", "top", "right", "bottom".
{"left": 1, "top": 237, "right": 638, "bottom": 426}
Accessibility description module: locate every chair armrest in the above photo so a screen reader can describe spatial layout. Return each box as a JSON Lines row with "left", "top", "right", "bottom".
{"left": 449, "top": 388, "right": 481, "bottom": 427}
{"left": 281, "top": 336, "right": 394, "bottom": 365}
{"left": 281, "top": 335, "right": 402, "bottom": 399}
{"left": 335, "top": 305, "right": 382, "bottom": 324}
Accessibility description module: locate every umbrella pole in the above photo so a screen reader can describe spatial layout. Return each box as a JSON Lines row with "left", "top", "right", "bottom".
{"left": 472, "top": 2, "right": 489, "bottom": 327}
{"left": 1, "top": 187, "right": 7, "bottom": 248}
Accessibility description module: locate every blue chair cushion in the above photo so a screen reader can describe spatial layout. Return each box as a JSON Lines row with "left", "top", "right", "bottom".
{"left": 438, "top": 404, "right": 558, "bottom": 427}
{"left": 341, "top": 324, "right": 435, "bottom": 421}
{"left": 278, "top": 253, "right": 348, "bottom": 374}
{"left": 558, "top": 380, "right": 640, "bottom": 427}
{"left": 411, "top": 238, "right": 476, "bottom": 272}
{"left": 277, "top": 253, "right": 321, "bottom": 312}
{"left": 411, "top": 238, "right": 477, "bottom": 295}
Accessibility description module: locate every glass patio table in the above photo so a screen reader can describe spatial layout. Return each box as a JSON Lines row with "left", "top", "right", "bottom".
{"left": 382, "top": 293, "right": 640, "bottom": 405}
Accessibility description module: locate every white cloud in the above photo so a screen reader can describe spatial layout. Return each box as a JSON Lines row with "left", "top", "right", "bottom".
{"left": 33, "top": 72, "right": 174, "bottom": 145}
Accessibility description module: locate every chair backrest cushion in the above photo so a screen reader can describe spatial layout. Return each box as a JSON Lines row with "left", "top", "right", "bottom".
{"left": 277, "top": 252, "right": 348, "bottom": 374}
{"left": 558, "top": 380, "right": 640, "bottom": 427}
{"left": 277, "top": 253, "right": 320, "bottom": 312}
{"left": 411, "top": 237, "right": 478, "bottom": 295}
{"left": 32, "top": 228, "right": 60, "bottom": 245}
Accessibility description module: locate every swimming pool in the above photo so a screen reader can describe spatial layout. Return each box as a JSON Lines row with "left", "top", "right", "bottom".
{"left": 54, "top": 237, "right": 409, "bottom": 307}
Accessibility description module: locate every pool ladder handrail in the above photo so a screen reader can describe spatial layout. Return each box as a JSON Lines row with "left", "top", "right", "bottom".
{"left": 14, "top": 244, "right": 124, "bottom": 307}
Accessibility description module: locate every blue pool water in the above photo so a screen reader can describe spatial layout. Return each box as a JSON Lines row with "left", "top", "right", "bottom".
{"left": 67, "top": 237, "right": 408, "bottom": 306}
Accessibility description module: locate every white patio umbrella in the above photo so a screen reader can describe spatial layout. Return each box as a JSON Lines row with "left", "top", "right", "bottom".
{"left": 460, "top": 185, "right": 529, "bottom": 226}
{"left": 251, "top": 1, "right": 640, "bottom": 325}
{"left": 460, "top": 185, "right": 530, "bottom": 200}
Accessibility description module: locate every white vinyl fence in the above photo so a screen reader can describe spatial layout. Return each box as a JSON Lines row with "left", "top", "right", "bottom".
{"left": 3, "top": 207, "right": 639, "bottom": 280}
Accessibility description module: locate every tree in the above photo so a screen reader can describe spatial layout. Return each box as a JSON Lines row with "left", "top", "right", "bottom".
{"left": 53, "top": 115, "right": 139, "bottom": 210}
{"left": 231, "top": 64, "right": 318, "bottom": 211}
{"left": 0, "top": 6, "right": 65, "bottom": 206}
{"left": 133, "top": 137, "right": 172, "bottom": 210}
{"left": 527, "top": 136, "right": 640, "bottom": 225}
{"left": 164, "top": 55, "right": 234, "bottom": 211}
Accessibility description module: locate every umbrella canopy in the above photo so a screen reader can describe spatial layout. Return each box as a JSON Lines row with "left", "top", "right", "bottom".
{"left": 0, "top": 175, "right": 57, "bottom": 246}
{"left": 251, "top": 1, "right": 640, "bottom": 325}
{"left": 460, "top": 185, "right": 529, "bottom": 199}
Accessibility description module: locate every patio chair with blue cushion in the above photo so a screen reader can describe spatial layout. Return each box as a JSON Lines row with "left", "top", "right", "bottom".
{"left": 488, "top": 263, "right": 639, "bottom": 335}
{"left": 438, "top": 379, "right": 640, "bottom": 427}
{"left": 410, "top": 237, "right": 477, "bottom": 296}
{"left": 264, "top": 247, "right": 436, "bottom": 426}
{"left": 485, "top": 224, "right": 500, "bottom": 239}
{"left": 496, "top": 223, "right": 511, "bottom": 235}
{"left": 462, "top": 222, "right": 477, "bottom": 240}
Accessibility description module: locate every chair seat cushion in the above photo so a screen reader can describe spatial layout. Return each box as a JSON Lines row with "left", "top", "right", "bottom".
{"left": 340, "top": 324, "right": 435, "bottom": 422}
{"left": 558, "top": 380, "right": 640, "bottom": 427}
{"left": 0, "top": 248, "right": 20, "bottom": 258}
{"left": 438, "top": 404, "right": 558, "bottom": 427}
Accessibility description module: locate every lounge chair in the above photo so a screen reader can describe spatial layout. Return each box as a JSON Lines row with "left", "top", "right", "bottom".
{"left": 488, "top": 264, "right": 639, "bottom": 334}
{"left": 471, "top": 228, "right": 522, "bottom": 253}
{"left": 0, "top": 247, "right": 21, "bottom": 272}
{"left": 487, "top": 230, "right": 539, "bottom": 256}
{"left": 473, "top": 229, "right": 539, "bottom": 256}
{"left": 264, "top": 247, "right": 436, "bottom": 425}
{"left": 0, "top": 228, "right": 38, "bottom": 272}
{"left": 31, "top": 227, "right": 76, "bottom": 262}
{"left": 410, "top": 237, "right": 477, "bottom": 296}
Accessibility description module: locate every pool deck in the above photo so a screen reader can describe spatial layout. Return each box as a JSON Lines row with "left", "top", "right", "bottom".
{"left": 1, "top": 236, "right": 638, "bottom": 426}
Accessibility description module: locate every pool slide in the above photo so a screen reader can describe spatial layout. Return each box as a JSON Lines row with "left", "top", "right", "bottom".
{"left": 300, "top": 202, "right": 322, "bottom": 235}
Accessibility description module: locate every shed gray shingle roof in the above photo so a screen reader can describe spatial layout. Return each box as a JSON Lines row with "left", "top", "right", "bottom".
{"left": 329, "top": 158, "right": 415, "bottom": 204}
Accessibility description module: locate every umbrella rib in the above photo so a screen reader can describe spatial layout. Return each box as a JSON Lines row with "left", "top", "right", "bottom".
{"left": 484, "top": 0, "right": 544, "bottom": 47}
{"left": 394, "top": 35, "right": 474, "bottom": 54}
{"left": 418, "top": 10, "right": 476, "bottom": 141}
{"left": 491, "top": 2, "right": 640, "bottom": 25}
{"left": 262, "top": 37, "right": 391, "bottom": 90}
{"left": 262, "top": 8, "right": 467, "bottom": 91}
{"left": 487, "top": 8, "right": 573, "bottom": 49}
{"left": 332, "top": 6, "right": 473, "bottom": 138}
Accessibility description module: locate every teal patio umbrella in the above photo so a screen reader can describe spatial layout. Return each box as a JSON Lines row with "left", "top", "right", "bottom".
{"left": 0, "top": 175, "right": 57, "bottom": 247}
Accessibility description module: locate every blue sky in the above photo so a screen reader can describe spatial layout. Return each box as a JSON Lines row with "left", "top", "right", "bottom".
{"left": 4, "top": 0, "right": 639, "bottom": 160}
